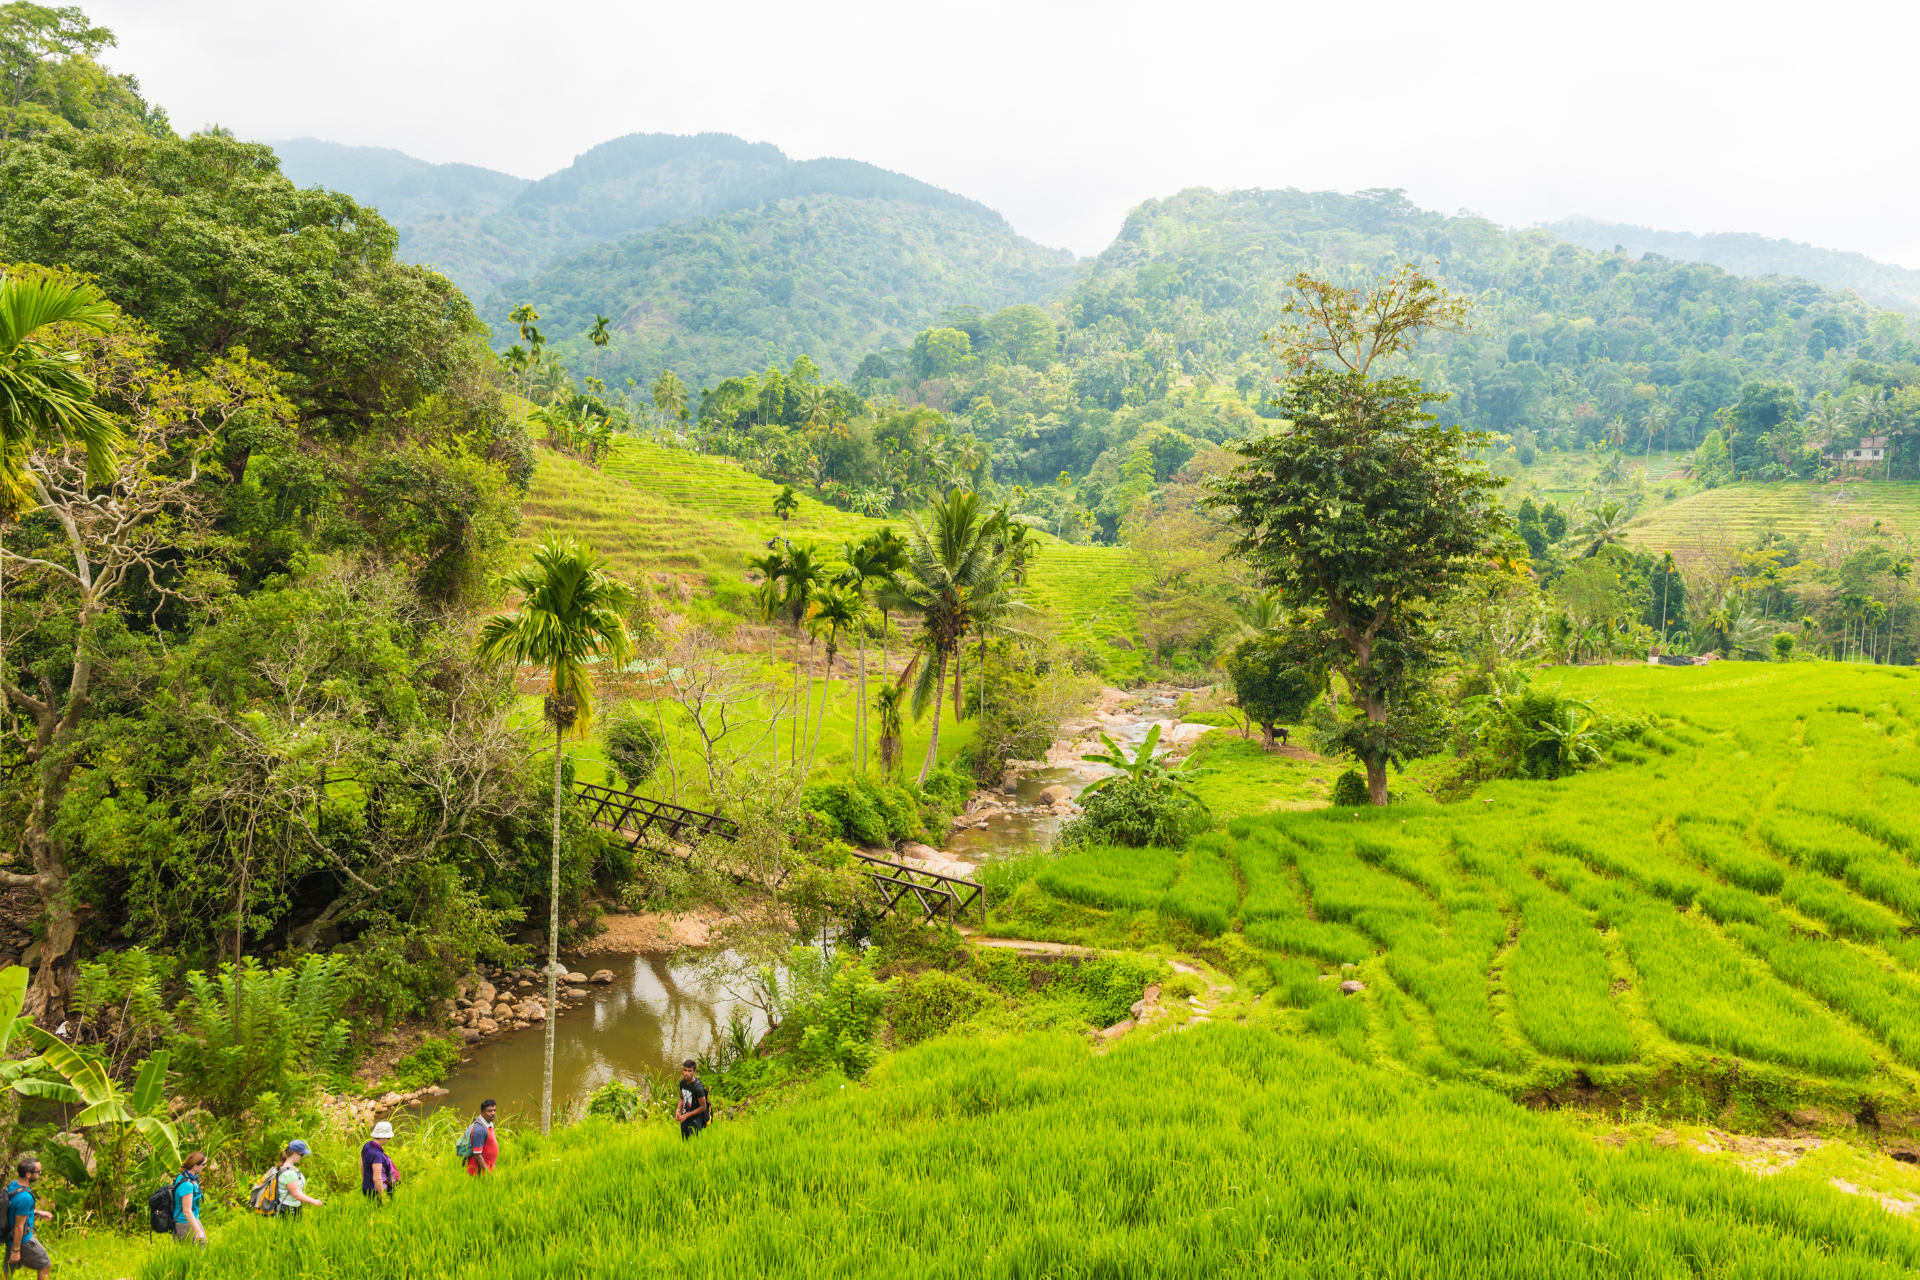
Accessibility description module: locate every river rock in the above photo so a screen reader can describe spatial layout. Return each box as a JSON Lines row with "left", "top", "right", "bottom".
{"left": 492, "top": 1002, "right": 514, "bottom": 1019}
{"left": 1037, "top": 784, "right": 1072, "bottom": 805}
{"left": 472, "top": 981, "right": 497, "bottom": 1007}
{"left": 1166, "top": 723, "right": 1213, "bottom": 745}
{"left": 475, "top": 1017, "right": 499, "bottom": 1036}
{"left": 454, "top": 997, "right": 471, "bottom": 1010}
{"left": 590, "top": 969, "right": 614, "bottom": 984}
{"left": 1338, "top": 980, "right": 1366, "bottom": 995}
{"left": 563, "top": 971, "right": 588, "bottom": 984}
{"left": 900, "top": 842, "right": 941, "bottom": 862}
{"left": 510, "top": 1020, "right": 528, "bottom": 1031}
{"left": 1100, "top": 1019, "right": 1135, "bottom": 1040}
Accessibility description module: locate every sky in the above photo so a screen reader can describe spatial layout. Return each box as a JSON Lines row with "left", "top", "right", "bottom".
{"left": 91, "top": 0, "right": 1920, "bottom": 267}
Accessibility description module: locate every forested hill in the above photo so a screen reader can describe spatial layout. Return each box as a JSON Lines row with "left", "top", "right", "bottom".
{"left": 1055, "top": 186, "right": 1911, "bottom": 448}
{"left": 501, "top": 194, "right": 1079, "bottom": 390}
{"left": 1548, "top": 216, "right": 1920, "bottom": 314}
{"left": 275, "top": 131, "right": 1015, "bottom": 303}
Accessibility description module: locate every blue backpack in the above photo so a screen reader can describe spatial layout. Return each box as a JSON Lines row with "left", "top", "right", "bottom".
{"left": 2, "top": 1181, "right": 28, "bottom": 1241}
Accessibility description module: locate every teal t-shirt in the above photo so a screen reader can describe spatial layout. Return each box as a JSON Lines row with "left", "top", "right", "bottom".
{"left": 176, "top": 1172, "right": 203, "bottom": 1219}
{"left": 276, "top": 1166, "right": 305, "bottom": 1209}
{"left": 6, "top": 1182, "right": 33, "bottom": 1242}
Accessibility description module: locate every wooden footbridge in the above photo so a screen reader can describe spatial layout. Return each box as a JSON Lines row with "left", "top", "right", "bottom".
{"left": 575, "top": 781, "right": 983, "bottom": 923}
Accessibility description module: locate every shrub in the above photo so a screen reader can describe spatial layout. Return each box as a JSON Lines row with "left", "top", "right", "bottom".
{"left": 890, "top": 971, "right": 1002, "bottom": 1045}
{"left": 860, "top": 777, "right": 927, "bottom": 843}
{"left": 1162, "top": 973, "right": 1203, "bottom": 1001}
{"left": 1051, "top": 953, "right": 1169, "bottom": 1025}
{"left": 801, "top": 782, "right": 890, "bottom": 847}
{"left": 603, "top": 704, "right": 666, "bottom": 791}
{"left": 586, "top": 1079, "right": 647, "bottom": 1122}
{"left": 1056, "top": 777, "right": 1211, "bottom": 849}
{"left": 1331, "top": 769, "right": 1369, "bottom": 807}
{"left": 919, "top": 765, "right": 973, "bottom": 814}
{"left": 387, "top": 1035, "right": 462, "bottom": 1091}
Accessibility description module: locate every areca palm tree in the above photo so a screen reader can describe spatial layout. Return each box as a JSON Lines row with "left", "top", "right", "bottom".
{"left": 838, "top": 536, "right": 900, "bottom": 772}
{"left": 805, "top": 585, "right": 864, "bottom": 774}
{"left": 2, "top": 274, "right": 122, "bottom": 728}
{"left": 1575, "top": 501, "right": 1632, "bottom": 557}
{"left": 892, "top": 489, "right": 1023, "bottom": 783}
{"left": 587, "top": 314, "right": 611, "bottom": 381}
{"left": 475, "top": 536, "right": 633, "bottom": 1137}
{"left": 774, "top": 541, "right": 831, "bottom": 766}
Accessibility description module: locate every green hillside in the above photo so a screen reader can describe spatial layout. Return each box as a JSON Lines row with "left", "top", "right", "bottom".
{"left": 521, "top": 437, "right": 1144, "bottom": 672}
{"left": 1551, "top": 215, "right": 1920, "bottom": 314}
{"left": 497, "top": 195, "right": 1076, "bottom": 390}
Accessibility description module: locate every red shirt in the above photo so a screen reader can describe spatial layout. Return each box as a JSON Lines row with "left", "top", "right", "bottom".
{"left": 466, "top": 1120, "right": 497, "bottom": 1175}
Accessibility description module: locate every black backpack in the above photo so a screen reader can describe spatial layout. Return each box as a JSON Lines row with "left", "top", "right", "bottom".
{"left": 148, "top": 1175, "right": 186, "bottom": 1233}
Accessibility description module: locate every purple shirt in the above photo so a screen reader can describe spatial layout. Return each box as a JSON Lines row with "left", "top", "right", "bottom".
{"left": 360, "top": 1141, "right": 395, "bottom": 1194}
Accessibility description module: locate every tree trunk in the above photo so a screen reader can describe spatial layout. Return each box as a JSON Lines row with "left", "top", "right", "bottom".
{"left": 542, "top": 729, "right": 562, "bottom": 1137}
{"left": 808, "top": 647, "right": 833, "bottom": 776}
{"left": 953, "top": 643, "right": 964, "bottom": 720}
{"left": 918, "top": 652, "right": 948, "bottom": 785}
{"left": 855, "top": 628, "right": 868, "bottom": 774}
{"left": 803, "top": 638, "right": 818, "bottom": 776}
{"left": 790, "top": 629, "right": 804, "bottom": 765}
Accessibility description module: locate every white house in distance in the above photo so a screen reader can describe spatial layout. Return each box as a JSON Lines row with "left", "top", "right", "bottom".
{"left": 1842, "top": 435, "right": 1888, "bottom": 463}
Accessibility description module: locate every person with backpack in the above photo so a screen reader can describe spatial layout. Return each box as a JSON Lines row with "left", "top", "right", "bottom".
{"left": 272, "top": 1141, "right": 324, "bottom": 1218}
{"left": 170, "top": 1152, "right": 207, "bottom": 1245}
{"left": 675, "top": 1060, "right": 710, "bottom": 1139}
{"left": 462, "top": 1100, "right": 497, "bottom": 1176}
{"left": 5, "top": 1157, "right": 52, "bottom": 1279}
{"left": 361, "top": 1122, "right": 400, "bottom": 1199}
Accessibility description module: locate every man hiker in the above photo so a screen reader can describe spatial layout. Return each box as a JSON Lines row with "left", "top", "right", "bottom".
{"left": 465, "top": 1100, "right": 498, "bottom": 1176}
{"left": 4, "top": 1158, "right": 51, "bottom": 1279}
{"left": 174, "top": 1151, "right": 208, "bottom": 1246}
{"left": 676, "top": 1060, "right": 710, "bottom": 1139}
{"left": 361, "top": 1122, "right": 401, "bottom": 1199}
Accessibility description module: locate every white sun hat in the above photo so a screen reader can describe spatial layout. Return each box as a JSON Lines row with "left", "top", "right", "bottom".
{"left": 371, "top": 1121, "right": 395, "bottom": 1140}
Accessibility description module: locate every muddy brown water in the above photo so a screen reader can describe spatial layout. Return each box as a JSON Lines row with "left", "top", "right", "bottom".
{"left": 428, "top": 951, "right": 767, "bottom": 1122}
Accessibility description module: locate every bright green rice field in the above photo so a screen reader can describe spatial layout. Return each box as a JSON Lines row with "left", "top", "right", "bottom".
{"left": 133, "top": 662, "right": 1920, "bottom": 1277}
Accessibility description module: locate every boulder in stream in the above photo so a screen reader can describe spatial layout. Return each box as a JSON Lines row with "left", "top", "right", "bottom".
{"left": 590, "top": 969, "right": 615, "bottom": 984}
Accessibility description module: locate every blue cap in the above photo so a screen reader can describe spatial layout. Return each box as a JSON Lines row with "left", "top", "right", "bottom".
{"left": 286, "top": 1139, "right": 311, "bottom": 1156}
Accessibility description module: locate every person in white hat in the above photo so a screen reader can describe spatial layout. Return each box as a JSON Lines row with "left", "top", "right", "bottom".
{"left": 360, "top": 1122, "right": 401, "bottom": 1200}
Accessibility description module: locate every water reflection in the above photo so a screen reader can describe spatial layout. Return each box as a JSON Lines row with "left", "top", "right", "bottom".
{"left": 432, "top": 950, "right": 766, "bottom": 1121}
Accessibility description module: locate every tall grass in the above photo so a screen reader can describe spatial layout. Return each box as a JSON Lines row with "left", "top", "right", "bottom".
{"left": 1675, "top": 821, "right": 1786, "bottom": 893}
{"left": 1761, "top": 809, "right": 1920, "bottom": 922}
{"left": 1035, "top": 845, "right": 1177, "bottom": 911}
{"left": 1159, "top": 835, "right": 1239, "bottom": 934}
{"left": 141, "top": 1028, "right": 1920, "bottom": 1279}
{"left": 1727, "top": 924, "right": 1920, "bottom": 1068}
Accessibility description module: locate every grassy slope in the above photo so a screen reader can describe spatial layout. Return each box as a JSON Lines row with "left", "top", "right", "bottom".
{"left": 143, "top": 1028, "right": 1919, "bottom": 1279}
{"left": 1625, "top": 478, "right": 1920, "bottom": 552}
{"left": 520, "top": 437, "right": 1146, "bottom": 674}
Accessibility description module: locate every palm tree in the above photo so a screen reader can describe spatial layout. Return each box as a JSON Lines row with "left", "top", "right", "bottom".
{"left": 651, "top": 369, "right": 688, "bottom": 423}
{"left": 873, "top": 684, "right": 904, "bottom": 777}
{"left": 1235, "top": 588, "right": 1285, "bottom": 635}
{"left": 772, "top": 485, "right": 799, "bottom": 525}
{"left": 1575, "top": 501, "right": 1632, "bottom": 557}
{"left": 587, "top": 314, "right": 611, "bottom": 382}
{"left": 747, "top": 548, "right": 790, "bottom": 761}
{"left": 891, "top": 489, "right": 1022, "bottom": 783}
{"left": 774, "top": 541, "right": 831, "bottom": 766}
{"left": 838, "top": 536, "right": 900, "bottom": 773}
{"left": 1594, "top": 451, "right": 1628, "bottom": 491}
{"left": 1, "top": 274, "right": 122, "bottom": 731}
{"left": 475, "top": 536, "right": 633, "bottom": 1138}
{"left": 805, "top": 584, "right": 864, "bottom": 774}
{"left": 534, "top": 360, "right": 574, "bottom": 408}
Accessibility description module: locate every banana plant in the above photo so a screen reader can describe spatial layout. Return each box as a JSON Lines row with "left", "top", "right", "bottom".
{"left": 1079, "top": 724, "right": 1212, "bottom": 800}
{"left": 17, "top": 1025, "right": 180, "bottom": 1179}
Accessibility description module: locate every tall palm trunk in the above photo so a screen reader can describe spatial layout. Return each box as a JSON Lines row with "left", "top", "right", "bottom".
{"left": 790, "top": 628, "right": 804, "bottom": 765}
{"left": 542, "top": 726, "right": 562, "bottom": 1137}
{"left": 803, "top": 636, "right": 819, "bottom": 774}
{"left": 919, "top": 650, "right": 948, "bottom": 784}
{"left": 855, "top": 627, "right": 868, "bottom": 773}
{"left": 808, "top": 645, "right": 834, "bottom": 775}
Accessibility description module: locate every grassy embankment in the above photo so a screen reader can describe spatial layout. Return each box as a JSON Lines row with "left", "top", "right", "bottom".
{"left": 513, "top": 438, "right": 1144, "bottom": 794}
{"left": 141, "top": 1024, "right": 1920, "bottom": 1279}
{"left": 1625, "top": 478, "right": 1920, "bottom": 554}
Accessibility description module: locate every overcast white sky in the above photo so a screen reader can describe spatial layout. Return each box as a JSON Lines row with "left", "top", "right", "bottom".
{"left": 90, "top": 0, "right": 1920, "bottom": 266}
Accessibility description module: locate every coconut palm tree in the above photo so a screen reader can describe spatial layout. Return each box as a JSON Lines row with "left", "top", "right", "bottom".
{"left": 891, "top": 489, "right": 1023, "bottom": 783}
{"left": 772, "top": 485, "right": 799, "bottom": 525}
{"left": 1, "top": 274, "right": 123, "bottom": 731}
{"left": 534, "top": 360, "right": 574, "bottom": 407}
{"left": 1575, "top": 501, "right": 1632, "bottom": 558}
{"left": 805, "top": 584, "right": 865, "bottom": 774}
{"left": 651, "top": 369, "right": 688, "bottom": 423}
{"left": 474, "top": 536, "right": 633, "bottom": 1138}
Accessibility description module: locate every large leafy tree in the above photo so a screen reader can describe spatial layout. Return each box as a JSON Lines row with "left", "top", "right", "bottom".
{"left": 476, "top": 536, "right": 632, "bottom": 1136}
{"left": 1208, "top": 266, "right": 1509, "bottom": 806}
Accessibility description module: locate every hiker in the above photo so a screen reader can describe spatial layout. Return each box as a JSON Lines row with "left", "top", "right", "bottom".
{"left": 4, "top": 1158, "right": 51, "bottom": 1279}
{"left": 274, "top": 1141, "right": 325, "bottom": 1217}
{"left": 464, "top": 1100, "right": 498, "bottom": 1176}
{"left": 173, "top": 1152, "right": 208, "bottom": 1246}
{"left": 675, "top": 1060, "right": 710, "bottom": 1139}
{"left": 361, "top": 1122, "right": 401, "bottom": 1199}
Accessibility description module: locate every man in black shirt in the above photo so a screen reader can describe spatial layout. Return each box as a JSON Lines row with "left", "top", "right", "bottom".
{"left": 675, "top": 1059, "right": 710, "bottom": 1139}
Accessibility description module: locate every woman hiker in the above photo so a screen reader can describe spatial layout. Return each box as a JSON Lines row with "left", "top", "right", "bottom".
{"left": 273, "top": 1141, "right": 325, "bottom": 1217}
{"left": 173, "top": 1151, "right": 208, "bottom": 1246}
{"left": 361, "top": 1122, "right": 401, "bottom": 1199}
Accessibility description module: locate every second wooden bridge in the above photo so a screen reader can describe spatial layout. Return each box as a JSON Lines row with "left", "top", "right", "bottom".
{"left": 575, "top": 781, "right": 983, "bottom": 924}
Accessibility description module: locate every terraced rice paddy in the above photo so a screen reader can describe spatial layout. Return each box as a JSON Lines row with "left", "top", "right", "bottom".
{"left": 520, "top": 439, "right": 1145, "bottom": 674}
{"left": 1016, "top": 663, "right": 1920, "bottom": 1118}
{"left": 1624, "top": 479, "right": 1920, "bottom": 555}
